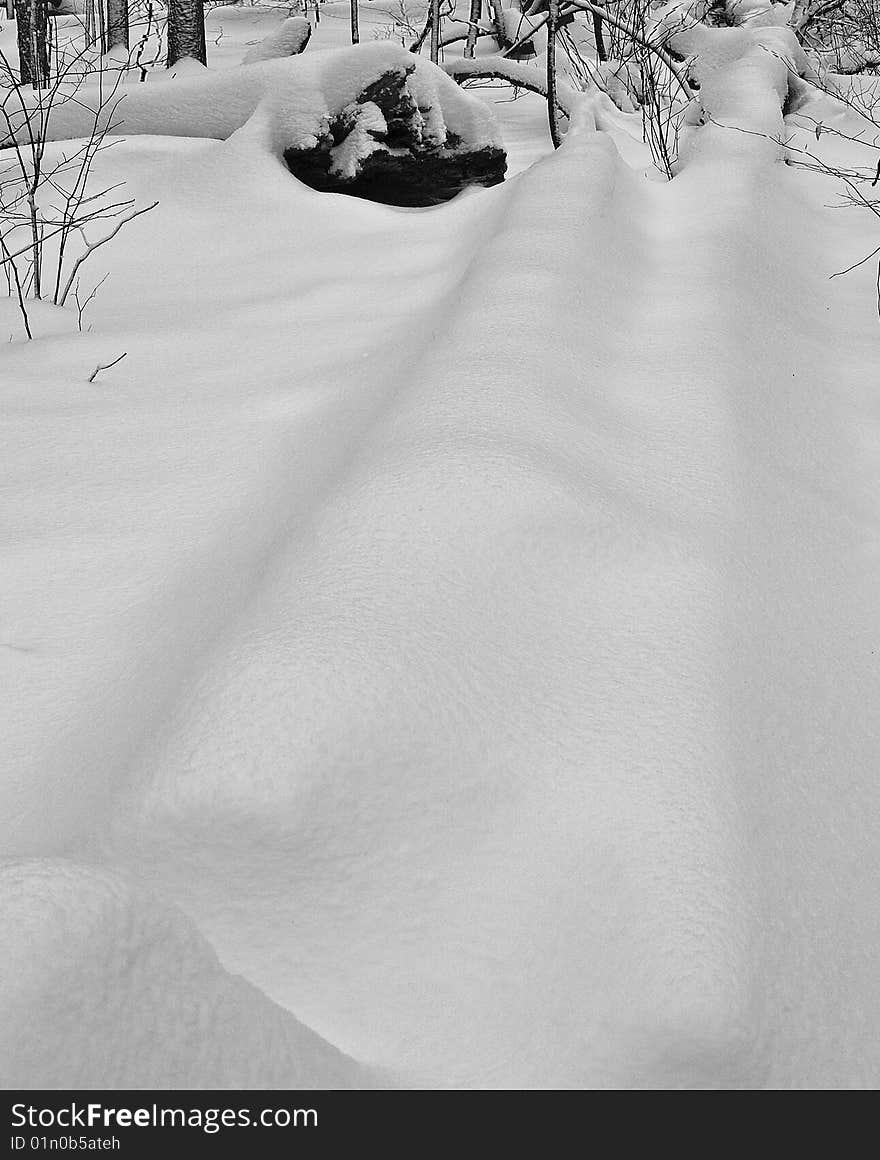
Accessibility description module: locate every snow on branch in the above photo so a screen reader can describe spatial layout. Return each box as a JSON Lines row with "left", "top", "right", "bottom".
{"left": 443, "top": 54, "right": 582, "bottom": 118}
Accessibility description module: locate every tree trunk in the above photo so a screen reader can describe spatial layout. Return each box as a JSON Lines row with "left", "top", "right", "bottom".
{"left": 350, "top": 0, "right": 359, "bottom": 44}
{"left": 14, "top": 0, "right": 33, "bottom": 86}
{"left": 487, "top": 0, "right": 511, "bottom": 52}
{"left": 429, "top": 0, "right": 441, "bottom": 63}
{"left": 465, "top": 0, "right": 480, "bottom": 58}
{"left": 167, "top": 0, "right": 207, "bottom": 67}
{"left": 14, "top": 0, "right": 49, "bottom": 88}
{"left": 107, "top": 0, "right": 130, "bottom": 51}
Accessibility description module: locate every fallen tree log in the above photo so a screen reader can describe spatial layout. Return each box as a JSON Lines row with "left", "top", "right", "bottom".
{"left": 1, "top": 44, "right": 507, "bottom": 206}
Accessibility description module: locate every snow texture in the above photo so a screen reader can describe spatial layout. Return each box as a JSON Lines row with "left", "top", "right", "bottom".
{"left": 0, "top": 860, "right": 373, "bottom": 1088}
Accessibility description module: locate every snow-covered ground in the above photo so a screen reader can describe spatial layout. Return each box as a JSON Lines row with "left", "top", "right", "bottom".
{"left": 3, "top": 2, "right": 880, "bottom": 1089}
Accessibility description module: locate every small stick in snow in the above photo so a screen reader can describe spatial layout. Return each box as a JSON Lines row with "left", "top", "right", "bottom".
{"left": 88, "top": 352, "right": 127, "bottom": 382}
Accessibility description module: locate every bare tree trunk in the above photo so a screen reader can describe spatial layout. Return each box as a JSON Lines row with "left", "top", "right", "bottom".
{"left": 107, "top": 0, "right": 129, "bottom": 51}
{"left": 486, "top": 0, "right": 511, "bottom": 52}
{"left": 350, "top": 0, "right": 359, "bottom": 43}
{"left": 167, "top": 0, "right": 207, "bottom": 67}
{"left": 15, "top": 0, "right": 49, "bottom": 88}
{"left": 465, "top": 0, "right": 480, "bottom": 58}
{"left": 97, "top": 0, "right": 106, "bottom": 53}
{"left": 429, "top": 0, "right": 440, "bottom": 63}
{"left": 14, "top": 0, "right": 34, "bottom": 85}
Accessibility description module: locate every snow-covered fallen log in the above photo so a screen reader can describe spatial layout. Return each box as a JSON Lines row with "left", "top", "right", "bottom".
{"left": 241, "top": 16, "right": 312, "bottom": 65}
{"left": 283, "top": 62, "right": 506, "bottom": 205}
{"left": 667, "top": 23, "right": 813, "bottom": 167}
{"left": 1, "top": 44, "right": 506, "bottom": 204}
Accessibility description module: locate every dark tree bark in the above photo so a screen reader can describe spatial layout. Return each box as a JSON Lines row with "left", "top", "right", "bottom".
{"left": 14, "top": 0, "right": 50, "bottom": 88}
{"left": 593, "top": 11, "right": 606, "bottom": 62}
{"left": 350, "top": 0, "right": 359, "bottom": 44}
{"left": 13, "top": 0, "right": 33, "bottom": 86}
{"left": 167, "top": 0, "right": 207, "bottom": 67}
{"left": 429, "top": 0, "right": 441, "bottom": 63}
{"left": 547, "top": 0, "right": 562, "bottom": 148}
{"left": 107, "top": 0, "right": 130, "bottom": 52}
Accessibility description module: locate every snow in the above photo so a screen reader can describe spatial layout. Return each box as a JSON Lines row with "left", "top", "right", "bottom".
{"left": 3, "top": 2, "right": 880, "bottom": 1090}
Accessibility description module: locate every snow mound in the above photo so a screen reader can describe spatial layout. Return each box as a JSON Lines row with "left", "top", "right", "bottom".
{"left": 0, "top": 859, "right": 374, "bottom": 1088}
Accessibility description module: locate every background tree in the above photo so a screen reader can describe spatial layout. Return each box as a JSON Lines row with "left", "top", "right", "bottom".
{"left": 167, "top": 0, "right": 207, "bottom": 67}
{"left": 14, "top": 0, "right": 50, "bottom": 88}
{"left": 107, "top": 0, "right": 130, "bottom": 52}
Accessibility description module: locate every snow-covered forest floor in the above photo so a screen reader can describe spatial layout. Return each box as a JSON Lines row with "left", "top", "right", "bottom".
{"left": 3, "top": 1, "right": 880, "bottom": 1089}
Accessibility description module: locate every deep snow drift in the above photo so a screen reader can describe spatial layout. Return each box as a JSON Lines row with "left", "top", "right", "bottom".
{"left": 2, "top": 3, "right": 880, "bottom": 1089}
